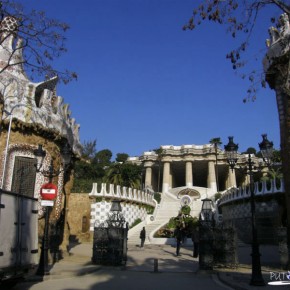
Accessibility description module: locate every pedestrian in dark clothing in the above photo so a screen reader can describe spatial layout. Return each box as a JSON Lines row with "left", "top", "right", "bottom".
{"left": 192, "top": 227, "right": 199, "bottom": 258}
{"left": 140, "top": 227, "right": 146, "bottom": 248}
{"left": 174, "top": 226, "right": 183, "bottom": 256}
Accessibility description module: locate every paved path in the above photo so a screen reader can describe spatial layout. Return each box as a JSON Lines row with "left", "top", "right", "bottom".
{"left": 11, "top": 270, "right": 229, "bottom": 290}
{"left": 11, "top": 244, "right": 229, "bottom": 290}
{"left": 9, "top": 242, "right": 288, "bottom": 290}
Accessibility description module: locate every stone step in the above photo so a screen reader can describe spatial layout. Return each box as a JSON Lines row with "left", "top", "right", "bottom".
{"left": 128, "top": 194, "right": 203, "bottom": 245}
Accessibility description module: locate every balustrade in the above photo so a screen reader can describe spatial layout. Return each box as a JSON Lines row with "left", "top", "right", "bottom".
{"left": 218, "top": 178, "right": 284, "bottom": 206}
{"left": 89, "top": 183, "right": 155, "bottom": 207}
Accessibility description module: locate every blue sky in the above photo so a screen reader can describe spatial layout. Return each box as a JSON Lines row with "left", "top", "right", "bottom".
{"left": 22, "top": 0, "right": 281, "bottom": 158}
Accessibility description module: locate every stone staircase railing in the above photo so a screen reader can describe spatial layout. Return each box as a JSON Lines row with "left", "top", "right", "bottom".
{"left": 89, "top": 183, "right": 155, "bottom": 207}
{"left": 217, "top": 178, "right": 284, "bottom": 206}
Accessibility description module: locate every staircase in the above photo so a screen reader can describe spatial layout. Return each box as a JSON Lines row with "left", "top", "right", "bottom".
{"left": 128, "top": 192, "right": 203, "bottom": 245}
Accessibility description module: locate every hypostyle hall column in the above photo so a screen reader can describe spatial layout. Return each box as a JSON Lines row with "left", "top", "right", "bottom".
{"left": 186, "top": 161, "right": 193, "bottom": 187}
{"left": 227, "top": 167, "right": 237, "bottom": 188}
{"left": 144, "top": 161, "right": 153, "bottom": 189}
{"left": 162, "top": 162, "right": 171, "bottom": 193}
{"left": 207, "top": 161, "right": 217, "bottom": 193}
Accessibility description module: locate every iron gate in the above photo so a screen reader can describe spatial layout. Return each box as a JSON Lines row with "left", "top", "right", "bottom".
{"left": 92, "top": 208, "right": 128, "bottom": 266}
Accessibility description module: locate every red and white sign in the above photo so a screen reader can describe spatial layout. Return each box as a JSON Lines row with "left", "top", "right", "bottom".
{"left": 40, "top": 183, "right": 58, "bottom": 200}
{"left": 41, "top": 200, "right": 54, "bottom": 207}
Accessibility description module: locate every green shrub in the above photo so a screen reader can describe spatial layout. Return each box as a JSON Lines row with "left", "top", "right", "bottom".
{"left": 154, "top": 192, "right": 161, "bottom": 204}
{"left": 167, "top": 217, "right": 179, "bottom": 229}
{"left": 71, "top": 178, "right": 95, "bottom": 193}
{"left": 130, "top": 218, "right": 142, "bottom": 229}
{"left": 181, "top": 205, "right": 190, "bottom": 215}
{"left": 145, "top": 205, "right": 154, "bottom": 214}
{"left": 154, "top": 228, "right": 174, "bottom": 238}
{"left": 153, "top": 214, "right": 199, "bottom": 238}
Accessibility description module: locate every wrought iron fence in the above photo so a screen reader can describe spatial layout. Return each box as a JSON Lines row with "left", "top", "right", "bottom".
{"left": 92, "top": 212, "right": 128, "bottom": 266}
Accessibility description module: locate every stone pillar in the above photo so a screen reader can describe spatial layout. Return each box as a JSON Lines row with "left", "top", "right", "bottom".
{"left": 245, "top": 175, "right": 250, "bottom": 186}
{"left": 169, "top": 166, "right": 173, "bottom": 190}
{"left": 207, "top": 161, "right": 217, "bottom": 193}
{"left": 185, "top": 161, "right": 193, "bottom": 187}
{"left": 144, "top": 161, "right": 153, "bottom": 188}
{"left": 162, "top": 162, "right": 170, "bottom": 193}
{"left": 227, "top": 167, "right": 236, "bottom": 188}
{"left": 145, "top": 167, "right": 152, "bottom": 188}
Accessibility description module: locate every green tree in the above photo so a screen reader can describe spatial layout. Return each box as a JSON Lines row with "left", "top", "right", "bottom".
{"left": 72, "top": 140, "right": 108, "bottom": 193}
{"left": 272, "top": 149, "right": 282, "bottom": 164}
{"left": 104, "top": 162, "right": 123, "bottom": 186}
{"left": 261, "top": 167, "right": 283, "bottom": 181}
{"left": 121, "top": 163, "right": 142, "bottom": 188}
{"left": 72, "top": 160, "right": 103, "bottom": 193}
{"left": 94, "top": 149, "right": 112, "bottom": 167}
{"left": 116, "top": 153, "right": 129, "bottom": 163}
{"left": 104, "top": 162, "right": 142, "bottom": 189}
{"left": 243, "top": 147, "right": 257, "bottom": 155}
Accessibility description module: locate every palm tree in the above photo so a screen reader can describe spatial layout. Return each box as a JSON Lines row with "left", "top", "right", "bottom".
{"left": 261, "top": 167, "right": 283, "bottom": 181}
{"left": 209, "top": 137, "right": 222, "bottom": 192}
{"left": 104, "top": 163, "right": 123, "bottom": 186}
{"left": 121, "top": 163, "right": 142, "bottom": 189}
{"left": 104, "top": 162, "right": 142, "bottom": 189}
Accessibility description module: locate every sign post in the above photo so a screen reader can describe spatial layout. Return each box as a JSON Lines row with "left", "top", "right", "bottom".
{"left": 36, "top": 183, "right": 58, "bottom": 276}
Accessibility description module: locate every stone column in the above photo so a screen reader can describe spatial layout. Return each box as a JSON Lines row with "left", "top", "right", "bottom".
{"left": 169, "top": 166, "right": 173, "bottom": 190}
{"left": 162, "top": 162, "right": 170, "bottom": 193}
{"left": 245, "top": 175, "right": 250, "bottom": 186}
{"left": 207, "top": 161, "right": 217, "bottom": 193}
{"left": 185, "top": 161, "right": 193, "bottom": 187}
{"left": 144, "top": 161, "right": 153, "bottom": 188}
{"left": 227, "top": 167, "right": 236, "bottom": 188}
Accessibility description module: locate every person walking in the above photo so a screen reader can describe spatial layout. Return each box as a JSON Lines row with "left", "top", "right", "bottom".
{"left": 192, "top": 226, "right": 199, "bottom": 258}
{"left": 174, "top": 226, "right": 183, "bottom": 256}
{"left": 140, "top": 227, "right": 146, "bottom": 248}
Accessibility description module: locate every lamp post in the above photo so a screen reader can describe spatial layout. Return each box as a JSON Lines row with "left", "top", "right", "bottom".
{"left": 224, "top": 134, "right": 274, "bottom": 286}
{"left": 35, "top": 143, "right": 72, "bottom": 276}
{"left": 200, "top": 198, "right": 214, "bottom": 221}
{"left": 108, "top": 199, "right": 126, "bottom": 228}
{"left": 92, "top": 199, "right": 128, "bottom": 265}
{"left": 199, "top": 198, "right": 214, "bottom": 270}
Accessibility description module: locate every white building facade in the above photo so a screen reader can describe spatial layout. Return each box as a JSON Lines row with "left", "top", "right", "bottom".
{"left": 129, "top": 143, "right": 263, "bottom": 199}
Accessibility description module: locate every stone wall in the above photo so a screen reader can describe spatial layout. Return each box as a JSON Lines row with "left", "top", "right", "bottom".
{"left": 90, "top": 200, "right": 148, "bottom": 230}
{"left": 68, "top": 193, "right": 92, "bottom": 242}
{"left": 68, "top": 192, "right": 154, "bottom": 242}
{"left": 219, "top": 194, "right": 285, "bottom": 244}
